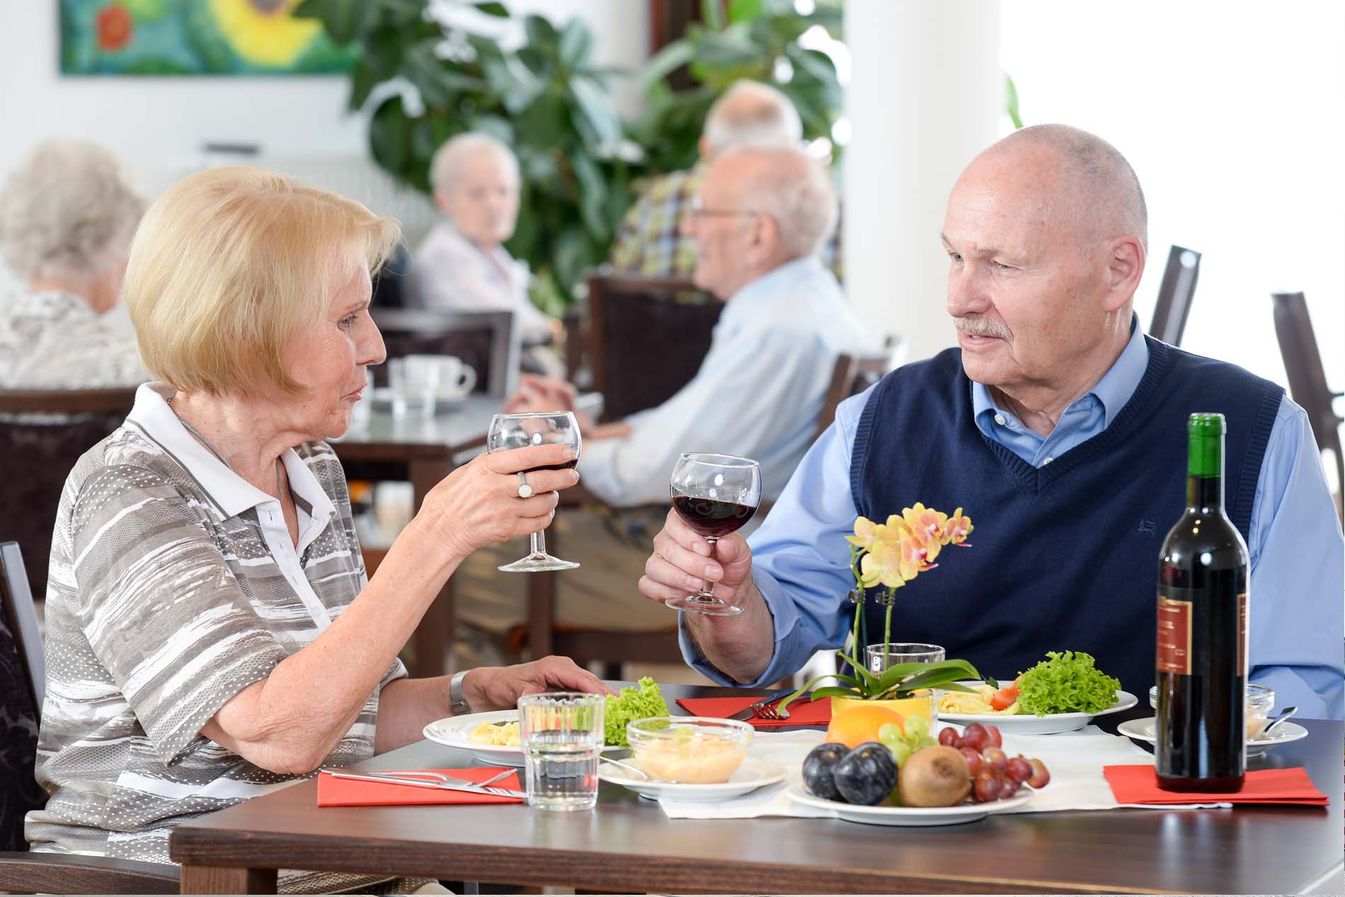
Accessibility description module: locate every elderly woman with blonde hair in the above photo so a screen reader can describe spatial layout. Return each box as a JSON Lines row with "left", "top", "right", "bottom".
{"left": 26, "top": 167, "right": 602, "bottom": 893}
{"left": 0, "top": 138, "right": 147, "bottom": 387}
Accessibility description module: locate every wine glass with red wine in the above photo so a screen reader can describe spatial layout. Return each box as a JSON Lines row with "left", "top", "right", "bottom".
{"left": 487, "top": 411, "right": 582, "bottom": 573}
{"left": 668, "top": 452, "right": 761, "bottom": 616}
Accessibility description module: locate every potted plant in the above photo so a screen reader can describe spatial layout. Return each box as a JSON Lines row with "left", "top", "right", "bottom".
{"left": 779, "top": 504, "right": 980, "bottom": 722}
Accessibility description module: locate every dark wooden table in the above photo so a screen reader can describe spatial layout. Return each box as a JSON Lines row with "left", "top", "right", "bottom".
{"left": 171, "top": 685, "right": 1344, "bottom": 894}
{"left": 331, "top": 397, "right": 498, "bottom": 677}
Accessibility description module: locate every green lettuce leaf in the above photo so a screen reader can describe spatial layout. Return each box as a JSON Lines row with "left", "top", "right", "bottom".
{"left": 1016, "top": 650, "right": 1121, "bottom": 716}
{"left": 604, "top": 676, "right": 669, "bottom": 746}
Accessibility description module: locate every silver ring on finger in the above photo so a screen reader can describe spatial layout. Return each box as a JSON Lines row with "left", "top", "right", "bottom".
{"left": 516, "top": 471, "right": 534, "bottom": 499}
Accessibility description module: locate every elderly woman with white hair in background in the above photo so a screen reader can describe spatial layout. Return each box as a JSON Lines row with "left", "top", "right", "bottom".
{"left": 0, "top": 138, "right": 147, "bottom": 387}
{"left": 415, "top": 132, "right": 562, "bottom": 375}
{"left": 26, "top": 166, "right": 603, "bottom": 893}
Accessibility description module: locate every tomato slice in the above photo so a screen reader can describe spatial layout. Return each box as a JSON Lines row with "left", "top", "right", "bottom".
{"left": 990, "top": 682, "right": 1020, "bottom": 711}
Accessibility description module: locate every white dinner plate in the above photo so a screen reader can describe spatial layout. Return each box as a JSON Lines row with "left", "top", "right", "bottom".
{"left": 936, "top": 684, "right": 1139, "bottom": 735}
{"left": 1117, "top": 716, "right": 1309, "bottom": 757}
{"left": 600, "top": 756, "right": 786, "bottom": 801}
{"left": 787, "top": 787, "right": 1031, "bottom": 826}
{"left": 423, "top": 710, "right": 524, "bottom": 766}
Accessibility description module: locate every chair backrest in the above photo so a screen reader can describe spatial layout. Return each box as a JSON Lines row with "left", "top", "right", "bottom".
{"left": 584, "top": 271, "right": 720, "bottom": 421}
{"left": 813, "top": 352, "right": 893, "bottom": 442}
{"left": 0, "top": 389, "right": 135, "bottom": 600}
{"left": 1148, "top": 244, "right": 1202, "bottom": 346}
{"left": 0, "top": 542, "right": 46, "bottom": 851}
{"left": 371, "top": 308, "right": 519, "bottom": 398}
{"left": 1271, "top": 292, "right": 1344, "bottom": 512}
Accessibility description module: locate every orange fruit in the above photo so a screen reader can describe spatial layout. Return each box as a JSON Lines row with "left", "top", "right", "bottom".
{"left": 824, "top": 705, "right": 906, "bottom": 749}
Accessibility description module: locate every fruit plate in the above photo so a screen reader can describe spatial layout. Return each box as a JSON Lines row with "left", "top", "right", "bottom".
{"left": 787, "top": 787, "right": 1031, "bottom": 826}
{"left": 599, "top": 757, "right": 786, "bottom": 801}
{"left": 1117, "top": 716, "right": 1308, "bottom": 757}
{"left": 423, "top": 710, "right": 524, "bottom": 767}
{"left": 936, "top": 684, "right": 1138, "bottom": 735}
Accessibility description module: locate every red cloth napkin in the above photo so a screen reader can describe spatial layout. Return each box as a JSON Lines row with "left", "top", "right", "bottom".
{"left": 1103, "top": 765, "right": 1328, "bottom": 806}
{"left": 317, "top": 767, "right": 523, "bottom": 807}
{"left": 676, "top": 695, "right": 831, "bottom": 729}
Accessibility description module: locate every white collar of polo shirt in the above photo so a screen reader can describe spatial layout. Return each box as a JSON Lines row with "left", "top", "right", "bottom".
{"left": 126, "top": 383, "right": 337, "bottom": 556}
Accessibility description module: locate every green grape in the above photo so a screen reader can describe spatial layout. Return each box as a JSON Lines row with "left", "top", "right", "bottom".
{"left": 905, "top": 715, "right": 928, "bottom": 741}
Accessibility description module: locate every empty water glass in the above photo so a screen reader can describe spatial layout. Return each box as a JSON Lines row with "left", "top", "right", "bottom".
{"left": 388, "top": 357, "right": 439, "bottom": 419}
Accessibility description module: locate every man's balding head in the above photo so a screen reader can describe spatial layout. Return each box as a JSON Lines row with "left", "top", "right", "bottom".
{"left": 978, "top": 124, "right": 1147, "bottom": 251}
{"left": 701, "top": 81, "right": 803, "bottom": 158}
{"left": 683, "top": 145, "right": 836, "bottom": 299}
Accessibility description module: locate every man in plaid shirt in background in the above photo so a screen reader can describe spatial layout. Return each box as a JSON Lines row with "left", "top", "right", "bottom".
{"left": 609, "top": 80, "right": 842, "bottom": 279}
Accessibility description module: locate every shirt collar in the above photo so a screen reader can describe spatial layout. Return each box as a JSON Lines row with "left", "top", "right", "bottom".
{"left": 972, "top": 316, "right": 1149, "bottom": 429}
{"left": 126, "top": 383, "right": 337, "bottom": 530}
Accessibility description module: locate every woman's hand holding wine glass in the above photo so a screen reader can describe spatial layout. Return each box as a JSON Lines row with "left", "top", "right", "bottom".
{"left": 487, "top": 411, "right": 583, "bottom": 572}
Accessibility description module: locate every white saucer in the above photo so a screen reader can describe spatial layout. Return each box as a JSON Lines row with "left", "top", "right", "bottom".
{"left": 1117, "top": 716, "right": 1309, "bottom": 757}
{"left": 599, "top": 756, "right": 785, "bottom": 801}
{"left": 787, "top": 787, "right": 1031, "bottom": 826}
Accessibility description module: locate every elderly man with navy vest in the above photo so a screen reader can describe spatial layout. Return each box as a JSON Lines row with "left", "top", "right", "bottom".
{"left": 637, "top": 124, "right": 1345, "bottom": 720}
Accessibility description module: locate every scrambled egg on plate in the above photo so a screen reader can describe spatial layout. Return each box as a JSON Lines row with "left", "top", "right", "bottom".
{"left": 937, "top": 684, "right": 1019, "bottom": 715}
{"left": 469, "top": 720, "right": 521, "bottom": 746}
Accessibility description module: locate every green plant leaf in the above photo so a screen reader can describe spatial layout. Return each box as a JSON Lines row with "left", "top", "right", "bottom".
{"left": 571, "top": 151, "right": 608, "bottom": 235}
{"left": 700, "top": 0, "right": 725, "bottom": 31}
{"left": 558, "top": 18, "right": 594, "bottom": 68}
{"left": 1005, "top": 72, "right": 1024, "bottom": 129}
{"left": 570, "top": 75, "right": 621, "bottom": 145}
{"left": 292, "top": 0, "right": 376, "bottom": 45}
{"left": 808, "top": 686, "right": 856, "bottom": 700}
{"left": 368, "top": 95, "right": 412, "bottom": 183}
{"left": 523, "top": 14, "right": 559, "bottom": 52}
{"left": 727, "top": 0, "right": 764, "bottom": 23}
{"left": 473, "top": 1, "right": 510, "bottom": 16}
{"left": 638, "top": 38, "right": 695, "bottom": 91}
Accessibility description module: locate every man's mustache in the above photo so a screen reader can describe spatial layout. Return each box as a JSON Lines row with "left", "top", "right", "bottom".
{"left": 954, "top": 316, "right": 1011, "bottom": 339}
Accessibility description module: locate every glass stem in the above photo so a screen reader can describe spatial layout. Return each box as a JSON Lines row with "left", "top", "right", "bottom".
{"left": 701, "top": 537, "right": 719, "bottom": 600}
{"left": 531, "top": 528, "right": 548, "bottom": 559}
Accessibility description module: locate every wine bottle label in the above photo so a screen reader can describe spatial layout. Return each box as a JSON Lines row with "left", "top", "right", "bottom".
{"left": 1156, "top": 595, "right": 1192, "bottom": 674}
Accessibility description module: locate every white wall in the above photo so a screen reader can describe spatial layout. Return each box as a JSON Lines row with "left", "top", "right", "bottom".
{"left": 1000, "top": 0, "right": 1345, "bottom": 395}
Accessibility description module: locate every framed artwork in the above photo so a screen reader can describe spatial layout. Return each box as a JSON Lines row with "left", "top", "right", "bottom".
{"left": 59, "top": 0, "right": 356, "bottom": 76}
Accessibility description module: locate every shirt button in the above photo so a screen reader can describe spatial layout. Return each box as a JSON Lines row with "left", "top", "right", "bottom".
{"left": 993, "top": 413, "right": 1007, "bottom": 426}
{"left": 1044, "top": 456, "right": 1054, "bottom": 465}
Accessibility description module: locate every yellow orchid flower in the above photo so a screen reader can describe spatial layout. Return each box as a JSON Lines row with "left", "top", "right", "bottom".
{"left": 902, "top": 502, "right": 949, "bottom": 543}
{"left": 945, "top": 507, "right": 974, "bottom": 545}
{"left": 859, "top": 540, "right": 909, "bottom": 589}
{"left": 845, "top": 515, "right": 881, "bottom": 550}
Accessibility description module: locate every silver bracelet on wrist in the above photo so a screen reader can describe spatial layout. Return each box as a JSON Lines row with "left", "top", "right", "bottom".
{"left": 449, "top": 669, "right": 472, "bottom": 715}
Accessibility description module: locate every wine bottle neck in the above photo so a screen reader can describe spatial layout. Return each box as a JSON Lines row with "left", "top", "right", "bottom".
{"left": 1187, "top": 473, "right": 1224, "bottom": 509}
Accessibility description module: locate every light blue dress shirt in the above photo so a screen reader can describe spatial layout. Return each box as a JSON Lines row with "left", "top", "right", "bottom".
{"left": 580, "top": 257, "right": 872, "bottom": 506}
{"left": 684, "top": 323, "right": 1345, "bottom": 720}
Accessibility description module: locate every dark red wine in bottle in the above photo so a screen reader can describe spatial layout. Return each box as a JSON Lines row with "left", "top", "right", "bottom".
{"left": 1155, "top": 413, "right": 1248, "bottom": 792}
{"left": 671, "top": 495, "right": 756, "bottom": 538}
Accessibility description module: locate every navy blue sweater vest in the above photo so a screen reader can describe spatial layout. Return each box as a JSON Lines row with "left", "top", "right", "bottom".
{"left": 851, "top": 338, "right": 1282, "bottom": 697}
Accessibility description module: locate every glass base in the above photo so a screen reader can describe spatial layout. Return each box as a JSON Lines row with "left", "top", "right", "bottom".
{"left": 499, "top": 553, "right": 580, "bottom": 573}
{"left": 666, "top": 593, "right": 743, "bottom": 616}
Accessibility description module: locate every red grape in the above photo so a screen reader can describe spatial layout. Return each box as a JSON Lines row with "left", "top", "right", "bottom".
{"left": 973, "top": 770, "right": 1000, "bottom": 803}
{"left": 984, "top": 724, "right": 1003, "bottom": 748}
{"left": 938, "top": 726, "right": 960, "bottom": 747}
{"left": 959, "top": 745, "right": 983, "bottom": 776}
{"left": 1006, "top": 757, "right": 1033, "bottom": 784}
{"left": 1027, "top": 758, "right": 1051, "bottom": 788}
{"left": 960, "top": 722, "right": 989, "bottom": 751}
{"left": 998, "top": 775, "right": 1021, "bottom": 801}
{"left": 982, "top": 746, "right": 1008, "bottom": 772}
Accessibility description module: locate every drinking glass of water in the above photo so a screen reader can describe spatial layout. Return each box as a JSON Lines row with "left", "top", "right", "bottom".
{"left": 668, "top": 452, "right": 761, "bottom": 616}
{"left": 517, "top": 692, "right": 605, "bottom": 811}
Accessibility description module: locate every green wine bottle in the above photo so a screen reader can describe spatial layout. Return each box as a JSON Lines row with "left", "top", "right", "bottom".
{"left": 1155, "top": 413, "right": 1248, "bottom": 792}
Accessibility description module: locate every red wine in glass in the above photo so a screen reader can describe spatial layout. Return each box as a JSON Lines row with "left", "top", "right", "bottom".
{"left": 671, "top": 496, "right": 756, "bottom": 539}
{"left": 668, "top": 452, "right": 762, "bottom": 616}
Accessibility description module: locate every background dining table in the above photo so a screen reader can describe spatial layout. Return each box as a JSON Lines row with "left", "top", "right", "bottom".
{"left": 169, "top": 683, "right": 1344, "bottom": 895}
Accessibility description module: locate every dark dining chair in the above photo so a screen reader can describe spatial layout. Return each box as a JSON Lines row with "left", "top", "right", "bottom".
{"left": 813, "top": 351, "right": 895, "bottom": 442}
{"left": 1148, "top": 245, "right": 1202, "bottom": 346}
{"left": 583, "top": 271, "right": 720, "bottom": 422}
{"left": 0, "top": 388, "right": 137, "bottom": 600}
{"left": 0, "top": 541, "right": 180, "bottom": 894}
{"left": 1271, "top": 292, "right": 1344, "bottom": 521}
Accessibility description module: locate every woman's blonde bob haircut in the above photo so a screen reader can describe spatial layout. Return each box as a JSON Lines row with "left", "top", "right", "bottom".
{"left": 125, "top": 167, "right": 400, "bottom": 397}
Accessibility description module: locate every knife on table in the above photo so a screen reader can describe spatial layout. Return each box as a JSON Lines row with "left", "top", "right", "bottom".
{"left": 319, "top": 768, "right": 526, "bottom": 799}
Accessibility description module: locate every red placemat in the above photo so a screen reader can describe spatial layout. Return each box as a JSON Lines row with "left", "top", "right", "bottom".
{"left": 676, "top": 695, "right": 830, "bottom": 728}
{"left": 1103, "top": 765, "right": 1327, "bottom": 806}
{"left": 317, "top": 768, "right": 523, "bottom": 807}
